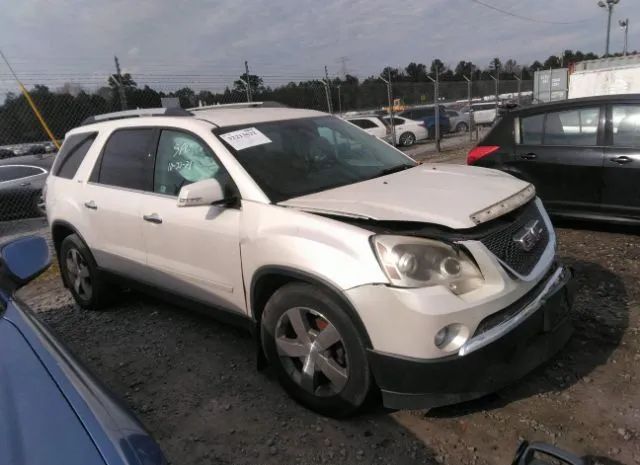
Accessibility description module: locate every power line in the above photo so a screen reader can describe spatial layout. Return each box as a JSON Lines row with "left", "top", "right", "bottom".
{"left": 468, "top": 0, "right": 596, "bottom": 25}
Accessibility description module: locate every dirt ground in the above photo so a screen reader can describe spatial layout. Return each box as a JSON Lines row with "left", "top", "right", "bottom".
{"left": 15, "top": 134, "right": 640, "bottom": 465}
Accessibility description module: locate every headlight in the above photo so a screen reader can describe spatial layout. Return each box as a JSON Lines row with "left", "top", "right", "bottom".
{"left": 371, "top": 235, "right": 484, "bottom": 294}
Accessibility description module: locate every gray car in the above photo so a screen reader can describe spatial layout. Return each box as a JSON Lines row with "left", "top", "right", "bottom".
{"left": 446, "top": 109, "right": 470, "bottom": 133}
{"left": 0, "top": 153, "right": 53, "bottom": 219}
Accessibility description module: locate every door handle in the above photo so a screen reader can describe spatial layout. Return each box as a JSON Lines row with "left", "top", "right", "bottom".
{"left": 84, "top": 200, "right": 98, "bottom": 210}
{"left": 143, "top": 213, "right": 163, "bottom": 224}
{"left": 610, "top": 155, "right": 632, "bottom": 164}
{"left": 520, "top": 152, "right": 537, "bottom": 160}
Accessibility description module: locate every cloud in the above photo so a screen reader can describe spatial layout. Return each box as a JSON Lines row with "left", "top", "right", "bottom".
{"left": 1, "top": 0, "right": 638, "bottom": 90}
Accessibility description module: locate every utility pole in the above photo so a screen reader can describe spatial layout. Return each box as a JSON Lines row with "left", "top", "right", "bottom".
{"left": 114, "top": 56, "right": 127, "bottom": 111}
{"left": 463, "top": 75, "right": 473, "bottom": 143}
{"left": 514, "top": 72, "right": 522, "bottom": 105}
{"left": 598, "top": 0, "right": 621, "bottom": 56}
{"left": 427, "top": 66, "right": 441, "bottom": 153}
{"left": 244, "top": 60, "right": 253, "bottom": 102}
{"left": 323, "top": 65, "right": 333, "bottom": 114}
{"left": 619, "top": 18, "right": 630, "bottom": 55}
{"left": 379, "top": 69, "right": 396, "bottom": 146}
{"left": 337, "top": 85, "right": 342, "bottom": 114}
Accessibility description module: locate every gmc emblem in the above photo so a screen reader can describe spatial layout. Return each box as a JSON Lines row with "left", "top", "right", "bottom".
{"left": 512, "top": 219, "right": 544, "bottom": 252}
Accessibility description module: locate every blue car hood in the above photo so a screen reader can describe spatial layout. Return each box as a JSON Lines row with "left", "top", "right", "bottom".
{"left": 0, "top": 318, "right": 105, "bottom": 465}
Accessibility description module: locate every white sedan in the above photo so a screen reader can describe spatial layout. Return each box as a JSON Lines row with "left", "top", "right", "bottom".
{"left": 382, "top": 116, "right": 429, "bottom": 146}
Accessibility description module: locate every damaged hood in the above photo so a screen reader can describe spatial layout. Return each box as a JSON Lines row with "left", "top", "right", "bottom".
{"left": 279, "top": 164, "right": 533, "bottom": 229}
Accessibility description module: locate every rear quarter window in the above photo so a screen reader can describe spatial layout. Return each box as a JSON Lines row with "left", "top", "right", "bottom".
{"left": 520, "top": 114, "right": 545, "bottom": 145}
{"left": 52, "top": 132, "right": 98, "bottom": 179}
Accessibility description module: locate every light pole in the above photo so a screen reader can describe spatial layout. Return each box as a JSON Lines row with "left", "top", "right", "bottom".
{"left": 598, "top": 0, "right": 621, "bottom": 57}
{"left": 619, "top": 18, "right": 630, "bottom": 56}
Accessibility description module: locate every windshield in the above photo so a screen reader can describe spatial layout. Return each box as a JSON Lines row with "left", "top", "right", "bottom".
{"left": 213, "top": 116, "right": 415, "bottom": 202}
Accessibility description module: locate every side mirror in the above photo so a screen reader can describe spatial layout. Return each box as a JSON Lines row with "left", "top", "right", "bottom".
{"left": 177, "top": 178, "right": 227, "bottom": 208}
{"left": 0, "top": 236, "right": 50, "bottom": 291}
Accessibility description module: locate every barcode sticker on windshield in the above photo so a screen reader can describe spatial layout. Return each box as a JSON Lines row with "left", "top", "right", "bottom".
{"left": 219, "top": 127, "right": 272, "bottom": 151}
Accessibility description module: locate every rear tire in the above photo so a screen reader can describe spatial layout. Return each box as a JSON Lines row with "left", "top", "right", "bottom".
{"left": 455, "top": 122, "right": 469, "bottom": 133}
{"left": 59, "top": 234, "right": 114, "bottom": 310}
{"left": 261, "top": 282, "right": 372, "bottom": 417}
{"left": 399, "top": 132, "right": 416, "bottom": 147}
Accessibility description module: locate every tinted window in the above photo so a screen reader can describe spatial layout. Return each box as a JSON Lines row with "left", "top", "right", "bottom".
{"left": 98, "top": 129, "right": 154, "bottom": 190}
{"left": 0, "top": 166, "right": 44, "bottom": 182}
{"left": 215, "top": 116, "right": 415, "bottom": 202}
{"left": 411, "top": 108, "right": 434, "bottom": 118}
{"left": 612, "top": 105, "right": 640, "bottom": 147}
{"left": 349, "top": 119, "right": 377, "bottom": 129}
{"left": 384, "top": 117, "right": 405, "bottom": 126}
{"left": 520, "top": 114, "right": 545, "bottom": 145}
{"left": 544, "top": 107, "right": 599, "bottom": 146}
{"left": 154, "top": 130, "right": 226, "bottom": 196}
{"left": 53, "top": 133, "right": 97, "bottom": 179}
{"left": 447, "top": 111, "right": 459, "bottom": 117}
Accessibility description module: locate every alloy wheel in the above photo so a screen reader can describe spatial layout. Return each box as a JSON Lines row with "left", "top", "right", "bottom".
{"left": 65, "top": 248, "right": 92, "bottom": 300}
{"left": 275, "top": 307, "right": 349, "bottom": 397}
{"left": 402, "top": 133, "right": 415, "bottom": 146}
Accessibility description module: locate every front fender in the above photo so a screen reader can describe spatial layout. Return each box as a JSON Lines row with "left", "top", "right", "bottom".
{"left": 240, "top": 203, "right": 388, "bottom": 301}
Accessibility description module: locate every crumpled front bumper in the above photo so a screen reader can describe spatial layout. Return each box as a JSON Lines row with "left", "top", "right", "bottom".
{"left": 367, "top": 266, "right": 575, "bottom": 410}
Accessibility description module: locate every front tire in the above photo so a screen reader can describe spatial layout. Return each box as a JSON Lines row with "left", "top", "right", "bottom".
{"left": 59, "top": 234, "right": 114, "bottom": 310}
{"left": 261, "top": 282, "right": 372, "bottom": 417}
{"left": 455, "top": 122, "right": 469, "bottom": 133}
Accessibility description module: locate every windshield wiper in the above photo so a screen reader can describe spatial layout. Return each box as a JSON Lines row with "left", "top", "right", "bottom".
{"left": 373, "top": 163, "right": 415, "bottom": 179}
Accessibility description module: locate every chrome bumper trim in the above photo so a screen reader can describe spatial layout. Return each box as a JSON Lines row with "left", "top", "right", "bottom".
{"left": 458, "top": 266, "right": 569, "bottom": 357}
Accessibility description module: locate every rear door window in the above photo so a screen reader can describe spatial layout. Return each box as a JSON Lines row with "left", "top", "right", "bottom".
{"left": 350, "top": 119, "right": 377, "bottom": 129}
{"left": 520, "top": 114, "right": 545, "bottom": 145}
{"left": 53, "top": 132, "right": 97, "bottom": 179}
{"left": 612, "top": 104, "right": 640, "bottom": 147}
{"left": 543, "top": 107, "right": 599, "bottom": 146}
{"left": 96, "top": 128, "right": 155, "bottom": 190}
{"left": 384, "top": 117, "right": 405, "bottom": 126}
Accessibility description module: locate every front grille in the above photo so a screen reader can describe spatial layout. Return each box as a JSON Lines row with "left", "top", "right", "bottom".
{"left": 480, "top": 202, "right": 549, "bottom": 276}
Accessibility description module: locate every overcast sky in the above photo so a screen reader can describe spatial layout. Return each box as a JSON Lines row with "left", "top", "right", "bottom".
{"left": 1, "top": 0, "right": 640, "bottom": 92}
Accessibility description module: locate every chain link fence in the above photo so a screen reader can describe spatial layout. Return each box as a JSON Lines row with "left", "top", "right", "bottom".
{"left": 0, "top": 74, "right": 533, "bottom": 238}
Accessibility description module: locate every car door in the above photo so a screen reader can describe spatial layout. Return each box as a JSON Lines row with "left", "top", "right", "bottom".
{"left": 83, "top": 127, "right": 155, "bottom": 281}
{"left": 0, "top": 165, "right": 47, "bottom": 217}
{"left": 349, "top": 118, "right": 385, "bottom": 138}
{"left": 383, "top": 116, "right": 407, "bottom": 133}
{"left": 601, "top": 103, "right": 640, "bottom": 218}
{"left": 511, "top": 105, "right": 605, "bottom": 213}
{"left": 140, "top": 128, "right": 246, "bottom": 313}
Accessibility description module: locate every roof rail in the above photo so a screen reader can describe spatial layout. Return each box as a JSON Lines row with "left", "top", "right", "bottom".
{"left": 81, "top": 107, "right": 193, "bottom": 126}
{"left": 188, "top": 101, "right": 287, "bottom": 111}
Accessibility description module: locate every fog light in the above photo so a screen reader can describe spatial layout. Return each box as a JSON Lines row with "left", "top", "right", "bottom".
{"left": 434, "top": 324, "right": 470, "bottom": 351}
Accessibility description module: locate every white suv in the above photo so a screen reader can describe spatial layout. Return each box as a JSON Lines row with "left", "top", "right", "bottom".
{"left": 46, "top": 104, "right": 574, "bottom": 416}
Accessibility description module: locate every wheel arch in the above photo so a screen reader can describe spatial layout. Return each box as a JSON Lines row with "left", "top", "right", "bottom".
{"left": 250, "top": 266, "right": 373, "bottom": 349}
{"left": 51, "top": 220, "right": 91, "bottom": 260}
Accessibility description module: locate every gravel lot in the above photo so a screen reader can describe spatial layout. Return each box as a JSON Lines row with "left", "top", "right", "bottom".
{"left": 13, "top": 133, "right": 640, "bottom": 465}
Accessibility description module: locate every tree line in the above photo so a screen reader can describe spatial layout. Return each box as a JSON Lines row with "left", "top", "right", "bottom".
{"left": 1, "top": 49, "right": 635, "bottom": 145}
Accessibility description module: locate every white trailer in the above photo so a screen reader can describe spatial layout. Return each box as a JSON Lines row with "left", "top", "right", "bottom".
{"left": 569, "top": 56, "right": 640, "bottom": 99}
